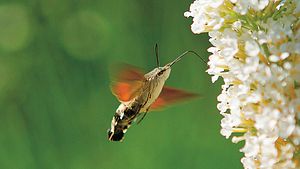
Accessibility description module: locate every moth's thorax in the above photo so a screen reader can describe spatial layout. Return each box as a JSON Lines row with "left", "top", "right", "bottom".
{"left": 139, "top": 67, "right": 171, "bottom": 112}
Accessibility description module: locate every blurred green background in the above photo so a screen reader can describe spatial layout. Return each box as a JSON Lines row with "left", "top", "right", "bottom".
{"left": 0, "top": 0, "right": 242, "bottom": 169}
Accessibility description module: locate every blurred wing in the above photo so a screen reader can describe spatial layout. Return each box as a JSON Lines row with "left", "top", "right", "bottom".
{"left": 113, "top": 64, "right": 145, "bottom": 81}
{"left": 111, "top": 64, "right": 145, "bottom": 102}
{"left": 150, "top": 86, "right": 199, "bottom": 111}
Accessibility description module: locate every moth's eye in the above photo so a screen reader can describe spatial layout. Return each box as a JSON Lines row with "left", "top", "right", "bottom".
{"left": 157, "top": 70, "right": 165, "bottom": 76}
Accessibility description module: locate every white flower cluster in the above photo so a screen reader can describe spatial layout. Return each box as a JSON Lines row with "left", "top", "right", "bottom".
{"left": 186, "top": 0, "right": 300, "bottom": 168}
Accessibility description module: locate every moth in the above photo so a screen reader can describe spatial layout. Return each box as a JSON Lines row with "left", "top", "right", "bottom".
{"left": 107, "top": 45, "right": 206, "bottom": 142}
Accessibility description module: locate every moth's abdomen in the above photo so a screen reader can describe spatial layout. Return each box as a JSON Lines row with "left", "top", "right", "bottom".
{"left": 108, "top": 103, "right": 141, "bottom": 142}
{"left": 108, "top": 128, "right": 124, "bottom": 141}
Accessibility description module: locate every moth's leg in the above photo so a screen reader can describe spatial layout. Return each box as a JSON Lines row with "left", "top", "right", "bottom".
{"left": 137, "top": 107, "right": 150, "bottom": 124}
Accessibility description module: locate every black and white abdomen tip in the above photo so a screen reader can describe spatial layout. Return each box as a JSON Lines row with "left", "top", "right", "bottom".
{"left": 107, "top": 128, "right": 125, "bottom": 141}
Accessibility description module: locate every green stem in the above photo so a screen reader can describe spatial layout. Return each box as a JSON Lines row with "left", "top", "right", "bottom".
{"left": 261, "top": 43, "right": 271, "bottom": 57}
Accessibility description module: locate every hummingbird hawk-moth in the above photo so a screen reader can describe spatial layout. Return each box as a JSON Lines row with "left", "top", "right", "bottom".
{"left": 107, "top": 45, "right": 206, "bottom": 142}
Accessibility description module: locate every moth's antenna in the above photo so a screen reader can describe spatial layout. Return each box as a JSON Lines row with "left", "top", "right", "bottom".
{"left": 168, "top": 50, "right": 207, "bottom": 67}
{"left": 155, "top": 43, "right": 160, "bottom": 68}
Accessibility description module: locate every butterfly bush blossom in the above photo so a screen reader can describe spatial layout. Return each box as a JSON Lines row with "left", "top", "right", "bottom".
{"left": 185, "top": 0, "right": 300, "bottom": 168}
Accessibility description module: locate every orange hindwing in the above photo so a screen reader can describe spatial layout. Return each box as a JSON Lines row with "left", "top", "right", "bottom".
{"left": 150, "top": 86, "right": 199, "bottom": 110}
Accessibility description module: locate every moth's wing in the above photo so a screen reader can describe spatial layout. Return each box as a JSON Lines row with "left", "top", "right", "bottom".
{"left": 113, "top": 63, "right": 145, "bottom": 81}
{"left": 111, "top": 81, "right": 144, "bottom": 102}
{"left": 149, "top": 86, "right": 199, "bottom": 111}
{"left": 110, "top": 64, "right": 145, "bottom": 102}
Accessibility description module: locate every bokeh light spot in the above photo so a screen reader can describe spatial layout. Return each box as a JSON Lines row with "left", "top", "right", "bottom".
{"left": 61, "top": 10, "right": 109, "bottom": 60}
{"left": 0, "top": 4, "right": 31, "bottom": 52}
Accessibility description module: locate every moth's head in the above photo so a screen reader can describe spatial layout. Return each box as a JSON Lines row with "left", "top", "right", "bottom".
{"left": 145, "top": 66, "right": 171, "bottom": 81}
